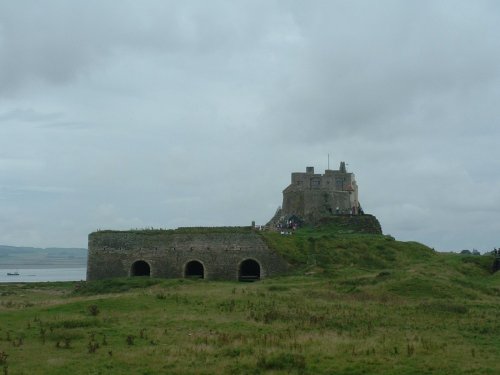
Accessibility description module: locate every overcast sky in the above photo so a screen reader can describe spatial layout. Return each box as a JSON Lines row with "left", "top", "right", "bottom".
{"left": 1, "top": 1, "right": 499, "bottom": 251}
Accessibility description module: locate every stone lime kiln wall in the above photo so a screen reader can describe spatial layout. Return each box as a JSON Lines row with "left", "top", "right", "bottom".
{"left": 87, "top": 227, "right": 288, "bottom": 281}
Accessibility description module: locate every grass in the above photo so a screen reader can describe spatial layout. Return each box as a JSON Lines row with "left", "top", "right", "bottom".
{"left": 93, "top": 226, "right": 253, "bottom": 235}
{"left": 1, "top": 226, "right": 499, "bottom": 374}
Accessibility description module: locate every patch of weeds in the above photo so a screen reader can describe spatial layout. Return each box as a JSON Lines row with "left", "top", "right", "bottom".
{"left": 418, "top": 301, "right": 468, "bottom": 314}
{"left": 377, "top": 271, "right": 391, "bottom": 278}
{"left": 49, "top": 319, "right": 99, "bottom": 329}
{"left": 1, "top": 301, "right": 15, "bottom": 308}
{"left": 55, "top": 338, "right": 72, "bottom": 349}
{"left": 257, "top": 352, "right": 306, "bottom": 371}
{"left": 156, "top": 293, "right": 167, "bottom": 300}
{"left": 88, "top": 340, "right": 99, "bottom": 353}
{"left": 0, "top": 351, "right": 7, "bottom": 365}
{"left": 48, "top": 330, "right": 84, "bottom": 343}
{"left": 72, "top": 278, "right": 162, "bottom": 296}
{"left": 223, "top": 348, "right": 241, "bottom": 358}
{"left": 11, "top": 337, "right": 23, "bottom": 347}
{"left": 87, "top": 305, "right": 100, "bottom": 316}
{"left": 267, "top": 285, "right": 290, "bottom": 292}
{"left": 126, "top": 335, "right": 135, "bottom": 346}
{"left": 218, "top": 299, "right": 236, "bottom": 313}
{"left": 39, "top": 327, "right": 46, "bottom": 344}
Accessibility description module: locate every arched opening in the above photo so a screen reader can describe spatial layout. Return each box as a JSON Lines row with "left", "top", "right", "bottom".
{"left": 239, "top": 259, "right": 261, "bottom": 282}
{"left": 185, "top": 260, "right": 204, "bottom": 279}
{"left": 131, "top": 260, "right": 150, "bottom": 277}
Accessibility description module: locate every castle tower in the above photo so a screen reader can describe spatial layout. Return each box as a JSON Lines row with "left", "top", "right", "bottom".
{"left": 281, "top": 162, "right": 359, "bottom": 222}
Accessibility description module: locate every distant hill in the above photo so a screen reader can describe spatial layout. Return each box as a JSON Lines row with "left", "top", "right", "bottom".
{"left": 0, "top": 245, "right": 87, "bottom": 268}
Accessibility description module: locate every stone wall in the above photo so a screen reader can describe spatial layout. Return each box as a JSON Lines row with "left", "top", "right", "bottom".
{"left": 87, "top": 229, "right": 289, "bottom": 281}
{"left": 282, "top": 165, "right": 359, "bottom": 222}
{"left": 283, "top": 190, "right": 352, "bottom": 220}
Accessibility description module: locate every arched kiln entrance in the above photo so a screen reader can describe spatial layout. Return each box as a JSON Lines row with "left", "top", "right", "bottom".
{"left": 238, "top": 259, "right": 261, "bottom": 282}
{"left": 131, "top": 260, "right": 151, "bottom": 277}
{"left": 185, "top": 260, "right": 205, "bottom": 279}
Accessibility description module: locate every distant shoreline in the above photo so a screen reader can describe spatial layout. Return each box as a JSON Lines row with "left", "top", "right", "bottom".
{"left": 0, "top": 245, "right": 87, "bottom": 270}
{"left": 0, "top": 264, "right": 86, "bottom": 270}
{"left": 0, "top": 267, "right": 87, "bottom": 283}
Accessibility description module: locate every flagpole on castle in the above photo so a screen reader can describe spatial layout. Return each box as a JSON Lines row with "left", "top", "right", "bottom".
{"left": 328, "top": 153, "right": 330, "bottom": 170}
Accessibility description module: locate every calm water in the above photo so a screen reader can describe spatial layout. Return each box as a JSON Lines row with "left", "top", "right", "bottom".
{"left": 0, "top": 268, "right": 86, "bottom": 283}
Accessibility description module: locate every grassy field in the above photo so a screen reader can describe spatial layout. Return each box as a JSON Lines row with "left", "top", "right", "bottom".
{"left": 1, "top": 227, "right": 499, "bottom": 374}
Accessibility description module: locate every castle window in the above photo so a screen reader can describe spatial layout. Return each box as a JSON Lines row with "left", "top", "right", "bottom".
{"left": 310, "top": 178, "right": 321, "bottom": 188}
{"left": 335, "top": 178, "right": 344, "bottom": 190}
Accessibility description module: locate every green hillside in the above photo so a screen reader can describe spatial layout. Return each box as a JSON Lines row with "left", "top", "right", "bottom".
{"left": 260, "top": 224, "right": 497, "bottom": 301}
{"left": 0, "top": 226, "right": 498, "bottom": 374}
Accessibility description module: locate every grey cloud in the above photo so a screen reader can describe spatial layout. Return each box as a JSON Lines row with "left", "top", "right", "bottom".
{"left": 262, "top": 1, "right": 500, "bottom": 143}
{"left": 38, "top": 121, "right": 91, "bottom": 129}
{"left": 0, "top": 109, "right": 63, "bottom": 122}
{"left": 0, "top": 1, "right": 499, "bottom": 252}
{"left": 0, "top": 1, "right": 291, "bottom": 95}
{"left": 0, "top": 158, "right": 45, "bottom": 171}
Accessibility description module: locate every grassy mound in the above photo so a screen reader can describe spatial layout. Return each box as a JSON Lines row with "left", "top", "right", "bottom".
{"left": 1, "top": 226, "right": 498, "bottom": 374}
{"left": 260, "top": 225, "right": 498, "bottom": 301}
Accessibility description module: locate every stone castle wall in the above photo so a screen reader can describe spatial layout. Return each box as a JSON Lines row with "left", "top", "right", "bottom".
{"left": 87, "top": 229, "right": 289, "bottom": 281}
{"left": 282, "top": 164, "right": 359, "bottom": 221}
{"left": 283, "top": 190, "right": 352, "bottom": 220}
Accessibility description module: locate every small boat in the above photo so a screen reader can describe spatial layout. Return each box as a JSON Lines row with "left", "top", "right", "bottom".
{"left": 6, "top": 272, "right": 19, "bottom": 276}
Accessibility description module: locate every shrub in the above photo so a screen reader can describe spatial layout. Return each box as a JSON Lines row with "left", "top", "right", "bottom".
{"left": 126, "top": 335, "right": 135, "bottom": 345}
{"left": 88, "top": 341, "right": 99, "bottom": 353}
{"left": 156, "top": 293, "right": 166, "bottom": 300}
{"left": 0, "top": 351, "right": 7, "bottom": 365}
{"left": 88, "top": 305, "right": 100, "bottom": 316}
{"left": 257, "top": 353, "right": 306, "bottom": 371}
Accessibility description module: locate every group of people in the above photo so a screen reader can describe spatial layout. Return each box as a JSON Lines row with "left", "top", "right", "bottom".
{"left": 276, "top": 221, "right": 299, "bottom": 231}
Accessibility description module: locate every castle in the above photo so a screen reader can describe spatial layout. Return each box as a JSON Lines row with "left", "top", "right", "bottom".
{"left": 87, "top": 162, "right": 380, "bottom": 281}
{"left": 283, "top": 162, "right": 359, "bottom": 217}
{"left": 268, "top": 162, "right": 362, "bottom": 227}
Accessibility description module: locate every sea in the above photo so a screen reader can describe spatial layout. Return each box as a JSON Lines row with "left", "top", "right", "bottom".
{"left": 0, "top": 267, "right": 87, "bottom": 283}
